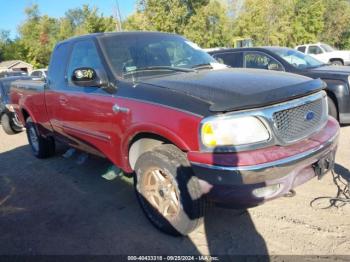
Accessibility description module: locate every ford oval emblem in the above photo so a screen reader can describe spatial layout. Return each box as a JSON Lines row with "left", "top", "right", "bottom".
{"left": 305, "top": 111, "right": 315, "bottom": 121}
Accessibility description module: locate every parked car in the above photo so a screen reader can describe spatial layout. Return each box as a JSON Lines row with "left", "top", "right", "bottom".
{"left": 295, "top": 43, "right": 350, "bottom": 66}
{"left": 0, "top": 71, "right": 27, "bottom": 78}
{"left": 10, "top": 32, "right": 339, "bottom": 236}
{"left": 30, "top": 69, "right": 48, "bottom": 81}
{"left": 209, "top": 47, "right": 350, "bottom": 124}
{"left": 0, "top": 76, "right": 31, "bottom": 134}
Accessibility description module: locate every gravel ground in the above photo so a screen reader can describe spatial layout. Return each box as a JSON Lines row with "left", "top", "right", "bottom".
{"left": 0, "top": 126, "right": 349, "bottom": 256}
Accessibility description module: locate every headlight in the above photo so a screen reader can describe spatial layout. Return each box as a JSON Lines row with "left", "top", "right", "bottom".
{"left": 200, "top": 115, "right": 270, "bottom": 149}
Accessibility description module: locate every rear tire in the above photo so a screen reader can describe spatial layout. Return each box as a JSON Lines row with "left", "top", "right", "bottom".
{"left": 1, "top": 113, "right": 22, "bottom": 135}
{"left": 26, "top": 117, "right": 55, "bottom": 158}
{"left": 134, "top": 144, "right": 205, "bottom": 236}
{"left": 330, "top": 60, "right": 343, "bottom": 66}
{"left": 327, "top": 96, "right": 338, "bottom": 120}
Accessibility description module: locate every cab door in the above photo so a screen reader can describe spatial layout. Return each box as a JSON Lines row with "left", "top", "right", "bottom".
{"left": 48, "top": 39, "right": 118, "bottom": 158}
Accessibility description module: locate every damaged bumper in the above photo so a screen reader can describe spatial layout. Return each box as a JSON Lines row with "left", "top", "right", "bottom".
{"left": 188, "top": 118, "right": 340, "bottom": 208}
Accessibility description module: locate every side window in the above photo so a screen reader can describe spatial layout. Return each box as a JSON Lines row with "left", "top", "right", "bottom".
{"left": 214, "top": 52, "right": 243, "bottom": 68}
{"left": 244, "top": 52, "right": 283, "bottom": 71}
{"left": 308, "top": 46, "right": 323, "bottom": 55}
{"left": 67, "top": 40, "right": 103, "bottom": 84}
{"left": 297, "top": 46, "right": 306, "bottom": 53}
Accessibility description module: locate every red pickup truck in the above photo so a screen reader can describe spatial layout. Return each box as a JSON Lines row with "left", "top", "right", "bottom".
{"left": 10, "top": 32, "right": 339, "bottom": 236}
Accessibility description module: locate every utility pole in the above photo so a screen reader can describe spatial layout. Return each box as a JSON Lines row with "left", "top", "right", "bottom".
{"left": 114, "top": 0, "right": 123, "bottom": 31}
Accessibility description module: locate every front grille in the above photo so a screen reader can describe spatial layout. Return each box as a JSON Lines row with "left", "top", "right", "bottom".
{"left": 272, "top": 97, "right": 327, "bottom": 144}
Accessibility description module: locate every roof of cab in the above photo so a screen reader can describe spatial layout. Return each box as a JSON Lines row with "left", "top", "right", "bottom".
{"left": 57, "top": 31, "right": 181, "bottom": 45}
{"left": 207, "top": 46, "right": 295, "bottom": 54}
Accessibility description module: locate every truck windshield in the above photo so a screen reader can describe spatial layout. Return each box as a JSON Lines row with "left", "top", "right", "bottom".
{"left": 270, "top": 48, "right": 325, "bottom": 69}
{"left": 99, "top": 33, "right": 217, "bottom": 79}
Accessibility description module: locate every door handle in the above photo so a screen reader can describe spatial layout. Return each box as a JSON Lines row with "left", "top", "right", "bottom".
{"left": 112, "top": 104, "right": 129, "bottom": 114}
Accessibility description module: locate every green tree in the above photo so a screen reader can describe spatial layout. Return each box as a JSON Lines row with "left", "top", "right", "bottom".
{"left": 16, "top": 4, "right": 117, "bottom": 68}
{"left": 18, "top": 5, "right": 59, "bottom": 67}
{"left": 80, "top": 5, "right": 116, "bottom": 34}
{"left": 234, "top": 0, "right": 294, "bottom": 46}
{"left": 56, "top": 5, "right": 117, "bottom": 42}
{"left": 183, "top": 1, "right": 230, "bottom": 47}
{"left": 233, "top": 0, "right": 326, "bottom": 47}
{"left": 124, "top": 0, "right": 210, "bottom": 34}
{"left": 137, "top": 0, "right": 189, "bottom": 33}
{"left": 289, "top": 0, "right": 325, "bottom": 46}
{"left": 321, "top": 0, "right": 350, "bottom": 48}
{"left": 124, "top": 0, "right": 229, "bottom": 47}
{"left": 0, "top": 30, "right": 28, "bottom": 61}
{"left": 123, "top": 11, "right": 148, "bottom": 31}
{"left": 0, "top": 30, "right": 10, "bottom": 61}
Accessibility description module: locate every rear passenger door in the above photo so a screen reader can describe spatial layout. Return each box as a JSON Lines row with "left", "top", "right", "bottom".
{"left": 244, "top": 52, "right": 284, "bottom": 71}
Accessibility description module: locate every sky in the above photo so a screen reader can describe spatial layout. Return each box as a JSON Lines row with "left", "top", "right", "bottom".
{"left": 0, "top": 0, "right": 137, "bottom": 38}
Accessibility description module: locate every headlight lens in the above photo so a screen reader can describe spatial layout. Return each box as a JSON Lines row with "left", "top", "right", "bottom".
{"left": 200, "top": 116, "right": 270, "bottom": 149}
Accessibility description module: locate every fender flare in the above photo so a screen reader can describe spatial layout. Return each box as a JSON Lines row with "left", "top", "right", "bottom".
{"left": 120, "top": 123, "right": 192, "bottom": 172}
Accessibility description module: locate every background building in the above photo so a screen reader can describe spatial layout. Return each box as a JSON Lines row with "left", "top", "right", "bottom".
{"left": 0, "top": 60, "right": 33, "bottom": 73}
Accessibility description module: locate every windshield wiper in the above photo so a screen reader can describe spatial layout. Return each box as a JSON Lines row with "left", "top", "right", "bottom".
{"left": 191, "top": 63, "right": 213, "bottom": 70}
{"left": 123, "top": 66, "right": 195, "bottom": 76}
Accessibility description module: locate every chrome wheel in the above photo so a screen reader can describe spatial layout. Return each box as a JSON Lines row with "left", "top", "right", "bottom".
{"left": 139, "top": 168, "right": 180, "bottom": 219}
{"left": 29, "top": 126, "right": 39, "bottom": 152}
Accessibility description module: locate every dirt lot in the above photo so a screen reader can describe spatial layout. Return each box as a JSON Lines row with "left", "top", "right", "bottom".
{"left": 0, "top": 126, "right": 349, "bottom": 256}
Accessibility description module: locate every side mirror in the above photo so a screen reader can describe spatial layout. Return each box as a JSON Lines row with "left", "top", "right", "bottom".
{"left": 71, "top": 67, "right": 108, "bottom": 88}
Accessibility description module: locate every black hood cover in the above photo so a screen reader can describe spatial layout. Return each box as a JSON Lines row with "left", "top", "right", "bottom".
{"left": 140, "top": 68, "right": 325, "bottom": 112}
{"left": 303, "top": 65, "right": 350, "bottom": 83}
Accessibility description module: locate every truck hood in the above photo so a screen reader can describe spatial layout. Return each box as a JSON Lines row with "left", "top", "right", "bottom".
{"left": 308, "top": 65, "right": 350, "bottom": 75}
{"left": 304, "top": 65, "right": 350, "bottom": 83}
{"left": 139, "top": 68, "right": 325, "bottom": 112}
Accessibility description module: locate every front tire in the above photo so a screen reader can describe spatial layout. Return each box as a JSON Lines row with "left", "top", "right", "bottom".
{"left": 327, "top": 96, "right": 338, "bottom": 120}
{"left": 1, "top": 113, "right": 23, "bottom": 135}
{"left": 134, "top": 144, "right": 205, "bottom": 236}
{"left": 26, "top": 117, "right": 55, "bottom": 158}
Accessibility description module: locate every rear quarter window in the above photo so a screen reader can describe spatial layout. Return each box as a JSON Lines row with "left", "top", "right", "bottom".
{"left": 297, "top": 46, "right": 306, "bottom": 53}
{"left": 48, "top": 42, "right": 71, "bottom": 90}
